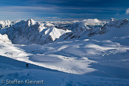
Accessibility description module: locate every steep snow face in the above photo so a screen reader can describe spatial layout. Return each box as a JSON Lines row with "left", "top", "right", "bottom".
{"left": 5, "top": 19, "right": 67, "bottom": 44}
{"left": 46, "top": 27, "right": 67, "bottom": 41}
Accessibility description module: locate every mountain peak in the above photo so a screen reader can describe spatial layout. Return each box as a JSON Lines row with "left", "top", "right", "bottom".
{"left": 27, "top": 18, "right": 36, "bottom": 26}
{"left": 0, "top": 20, "right": 12, "bottom": 29}
{"left": 109, "top": 18, "right": 117, "bottom": 22}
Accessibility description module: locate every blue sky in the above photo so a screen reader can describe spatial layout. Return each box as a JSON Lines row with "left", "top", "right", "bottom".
{"left": 0, "top": 0, "right": 129, "bottom": 21}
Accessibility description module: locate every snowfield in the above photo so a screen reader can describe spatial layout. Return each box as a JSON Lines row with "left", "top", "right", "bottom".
{"left": 0, "top": 18, "right": 129, "bottom": 86}
{"left": 0, "top": 38, "right": 129, "bottom": 86}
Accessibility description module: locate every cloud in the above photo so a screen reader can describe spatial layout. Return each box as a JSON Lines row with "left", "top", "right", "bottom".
{"left": 26, "top": 0, "right": 102, "bottom": 4}
{"left": 0, "top": 6, "right": 57, "bottom": 12}
{"left": 126, "top": 8, "right": 129, "bottom": 14}
{"left": 0, "top": 3, "right": 125, "bottom": 21}
{"left": 33, "top": 17, "right": 84, "bottom": 21}
{"left": 0, "top": 6, "right": 59, "bottom": 20}
{"left": 0, "top": 11, "right": 32, "bottom": 21}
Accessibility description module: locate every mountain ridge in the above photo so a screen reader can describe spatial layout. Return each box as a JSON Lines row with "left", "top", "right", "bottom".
{"left": 0, "top": 18, "right": 129, "bottom": 45}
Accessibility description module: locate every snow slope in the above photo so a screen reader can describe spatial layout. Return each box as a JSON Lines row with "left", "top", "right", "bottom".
{"left": 1, "top": 38, "right": 129, "bottom": 74}
{"left": 0, "top": 18, "right": 129, "bottom": 86}
{"left": 1, "top": 55, "right": 129, "bottom": 86}
{"left": 0, "top": 37, "right": 129, "bottom": 86}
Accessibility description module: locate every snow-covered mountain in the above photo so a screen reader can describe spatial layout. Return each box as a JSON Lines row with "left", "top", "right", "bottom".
{"left": 0, "top": 20, "right": 12, "bottom": 29}
{"left": 0, "top": 18, "right": 129, "bottom": 86}
{"left": 0, "top": 18, "right": 106, "bottom": 45}
{"left": 0, "top": 19, "right": 69, "bottom": 44}
{"left": 0, "top": 18, "right": 129, "bottom": 45}
{"left": 58, "top": 19, "right": 105, "bottom": 40}
{"left": 58, "top": 18, "right": 129, "bottom": 41}
{"left": 92, "top": 18, "right": 129, "bottom": 40}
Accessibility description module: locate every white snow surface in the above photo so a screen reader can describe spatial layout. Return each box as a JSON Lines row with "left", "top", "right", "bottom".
{"left": 0, "top": 18, "right": 129, "bottom": 86}
{"left": 0, "top": 37, "right": 129, "bottom": 85}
